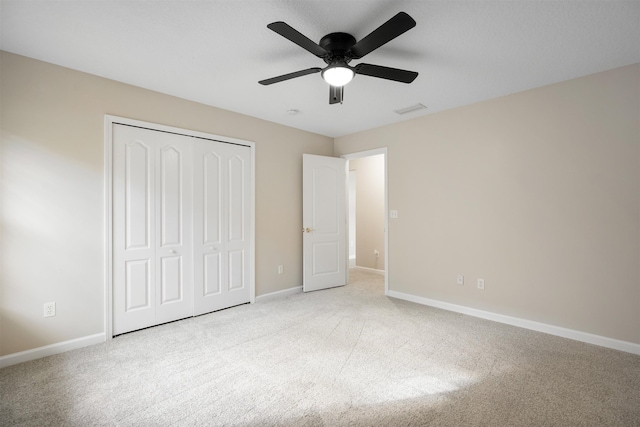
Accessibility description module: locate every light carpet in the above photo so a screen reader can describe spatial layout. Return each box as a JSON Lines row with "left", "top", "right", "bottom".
{"left": 1, "top": 269, "right": 639, "bottom": 426}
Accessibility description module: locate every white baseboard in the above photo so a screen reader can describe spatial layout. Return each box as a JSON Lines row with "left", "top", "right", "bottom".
{"left": 6, "top": 292, "right": 636, "bottom": 369}
{"left": 387, "top": 290, "right": 640, "bottom": 356}
{"left": 0, "top": 333, "right": 106, "bottom": 369}
{"left": 256, "top": 285, "right": 302, "bottom": 302}
{"left": 352, "top": 265, "right": 385, "bottom": 276}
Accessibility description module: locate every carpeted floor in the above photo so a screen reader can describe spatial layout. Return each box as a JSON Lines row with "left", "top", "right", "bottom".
{"left": 1, "top": 269, "right": 639, "bottom": 426}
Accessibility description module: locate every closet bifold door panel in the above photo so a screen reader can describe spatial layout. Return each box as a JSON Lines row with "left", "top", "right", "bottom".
{"left": 113, "top": 125, "right": 194, "bottom": 335}
{"left": 193, "top": 141, "right": 252, "bottom": 316}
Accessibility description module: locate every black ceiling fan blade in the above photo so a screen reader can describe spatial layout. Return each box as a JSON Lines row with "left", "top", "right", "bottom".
{"left": 355, "top": 63, "right": 418, "bottom": 83}
{"left": 350, "top": 12, "right": 416, "bottom": 59}
{"left": 267, "top": 22, "right": 328, "bottom": 58}
{"left": 259, "top": 67, "right": 322, "bottom": 85}
{"left": 329, "top": 85, "right": 344, "bottom": 104}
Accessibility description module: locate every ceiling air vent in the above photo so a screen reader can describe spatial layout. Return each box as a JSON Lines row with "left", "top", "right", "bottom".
{"left": 394, "top": 103, "right": 427, "bottom": 115}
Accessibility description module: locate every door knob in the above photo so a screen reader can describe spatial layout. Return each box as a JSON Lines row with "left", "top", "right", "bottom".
{"left": 169, "top": 249, "right": 177, "bottom": 254}
{"left": 303, "top": 227, "right": 315, "bottom": 233}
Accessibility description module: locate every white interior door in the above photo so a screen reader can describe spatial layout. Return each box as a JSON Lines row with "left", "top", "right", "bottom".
{"left": 113, "top": 124, "right": 193, "bottom": 335}
{"left": 303, "top": 154, "right": 347, "bottom": 292}
{"left": 193, "top": 141, "right": 252, "bottom": 315}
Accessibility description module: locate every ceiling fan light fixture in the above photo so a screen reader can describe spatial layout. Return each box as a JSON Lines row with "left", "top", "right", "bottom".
{"left": 322, "top": 65, "right": 354, "bottom": 87}
{"left": 261, "top": 12, "right": 418, "bottom": 103}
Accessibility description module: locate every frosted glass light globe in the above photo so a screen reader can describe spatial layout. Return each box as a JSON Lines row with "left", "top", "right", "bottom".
{"left": 322, "top": 66, "right": 355, "bottom": 86}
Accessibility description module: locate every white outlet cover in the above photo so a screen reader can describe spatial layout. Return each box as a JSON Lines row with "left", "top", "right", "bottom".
{"left": 477, "top": 279, "right": 485, "bottom": 290}
{"left": 457, "top": 275, "right": 464, "bottom": 285}
{"left": 390, "top": 210, "right": 398, "bottom": 219}
{"left": 44, "top": 302, "right": 56, "bottom": 317}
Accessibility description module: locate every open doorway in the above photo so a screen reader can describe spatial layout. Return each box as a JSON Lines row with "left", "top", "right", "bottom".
{"left": 342, "top": 148, "right": 388, "bottom": 294}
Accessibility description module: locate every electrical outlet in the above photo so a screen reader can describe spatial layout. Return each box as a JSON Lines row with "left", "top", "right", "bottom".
{"left": 277, "top": 265, "right": 284, "bottom": 275}
{"left": 44, "top": 302, "right": 56, "bottom": 317}
{"left": 477, "top": 279, "right": 485, "bottom": 290}
{"left": 374, "top": 249, "right": 379, "bottom": 257}
{"left": 457, "top": 275, "right": 464, "bottom": 286}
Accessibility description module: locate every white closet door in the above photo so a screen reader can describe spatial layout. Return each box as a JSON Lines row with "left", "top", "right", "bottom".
{"left": 113, "top": 125, "right": 193, "bottom": 335}
{"left": 193, "top": 141, "right": 252, "bottom": 315}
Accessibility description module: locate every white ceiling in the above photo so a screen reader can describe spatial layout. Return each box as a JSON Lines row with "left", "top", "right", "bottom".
{"left": 1, "top": 1, "right": 639, "bottom": 138}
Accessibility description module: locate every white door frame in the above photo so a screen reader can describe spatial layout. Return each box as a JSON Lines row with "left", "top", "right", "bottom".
{"left": 104, "top": 115, "right": 255, "bottom": 339}
{"left": 341, "top": 148, "right": 389, "bottom": 295}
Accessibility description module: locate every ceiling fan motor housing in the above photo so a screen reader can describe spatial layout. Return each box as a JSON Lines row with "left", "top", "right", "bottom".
{"left": 319, "top": 32, "right": 356, "bottom": 65}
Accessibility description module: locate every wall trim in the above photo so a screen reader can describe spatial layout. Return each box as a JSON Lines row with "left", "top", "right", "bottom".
{"left": 255, "top": 286, "right": 302, "bottom": 302}
{"left": 5, "top": 291, "right": 636, "bottom": 369}
{"left": 387, "top": 290, "right": 640, "bottom": 356}
{"left": 352, "top": 265, "right": 385, "bottom": 276}
{"left": 0, "top": 333, "right": 106, "bottom": 369}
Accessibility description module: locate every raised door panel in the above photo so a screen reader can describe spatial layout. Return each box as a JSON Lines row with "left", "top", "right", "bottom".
{"left": 160, "top": 256, "right": 182, "bottom": 303}
{"left": 228, "top": 250, "right": 244, "bottom": 290}
{"left": 228, "top": 155, "right": 245, "bottom": 242}
{"left": 312, "top": 242, "right": 340, "bottom": 275}
{"left": 312, "top": 166, "right": 339, "bottom": 235}
{"left": 203, "top": 253, "right": 221, "bottom": 296}
{"left": 160, "top": 147, "right": 183, "bottom": 247}
{"left": 203, "top": 152, "right": 222, "bottom": 245}
{"left": 310, "top": 165, "right": 341, "bottom": 277}
{"left": 125, "top": 141, "right": 151, "bottom": 250}
{"left": 125, "top": 259, "right": 151, "bottom": 311}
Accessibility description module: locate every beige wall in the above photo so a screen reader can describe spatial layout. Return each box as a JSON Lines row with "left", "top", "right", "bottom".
{"left": 0, "top": 51, "right": 333, "bottom": 356}
{"left": 349, "top": 155, "right": 385, "bottom": 271}
{"left": 335, "top": 64, "right": 640, "bottom": 345}
{"left": 2, "top": 50, "right": 638, "bottom": 358}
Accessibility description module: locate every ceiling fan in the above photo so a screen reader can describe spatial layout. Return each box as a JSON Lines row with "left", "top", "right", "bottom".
{"left": 259, "top": 12, "right": 419, "bottom": 104}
